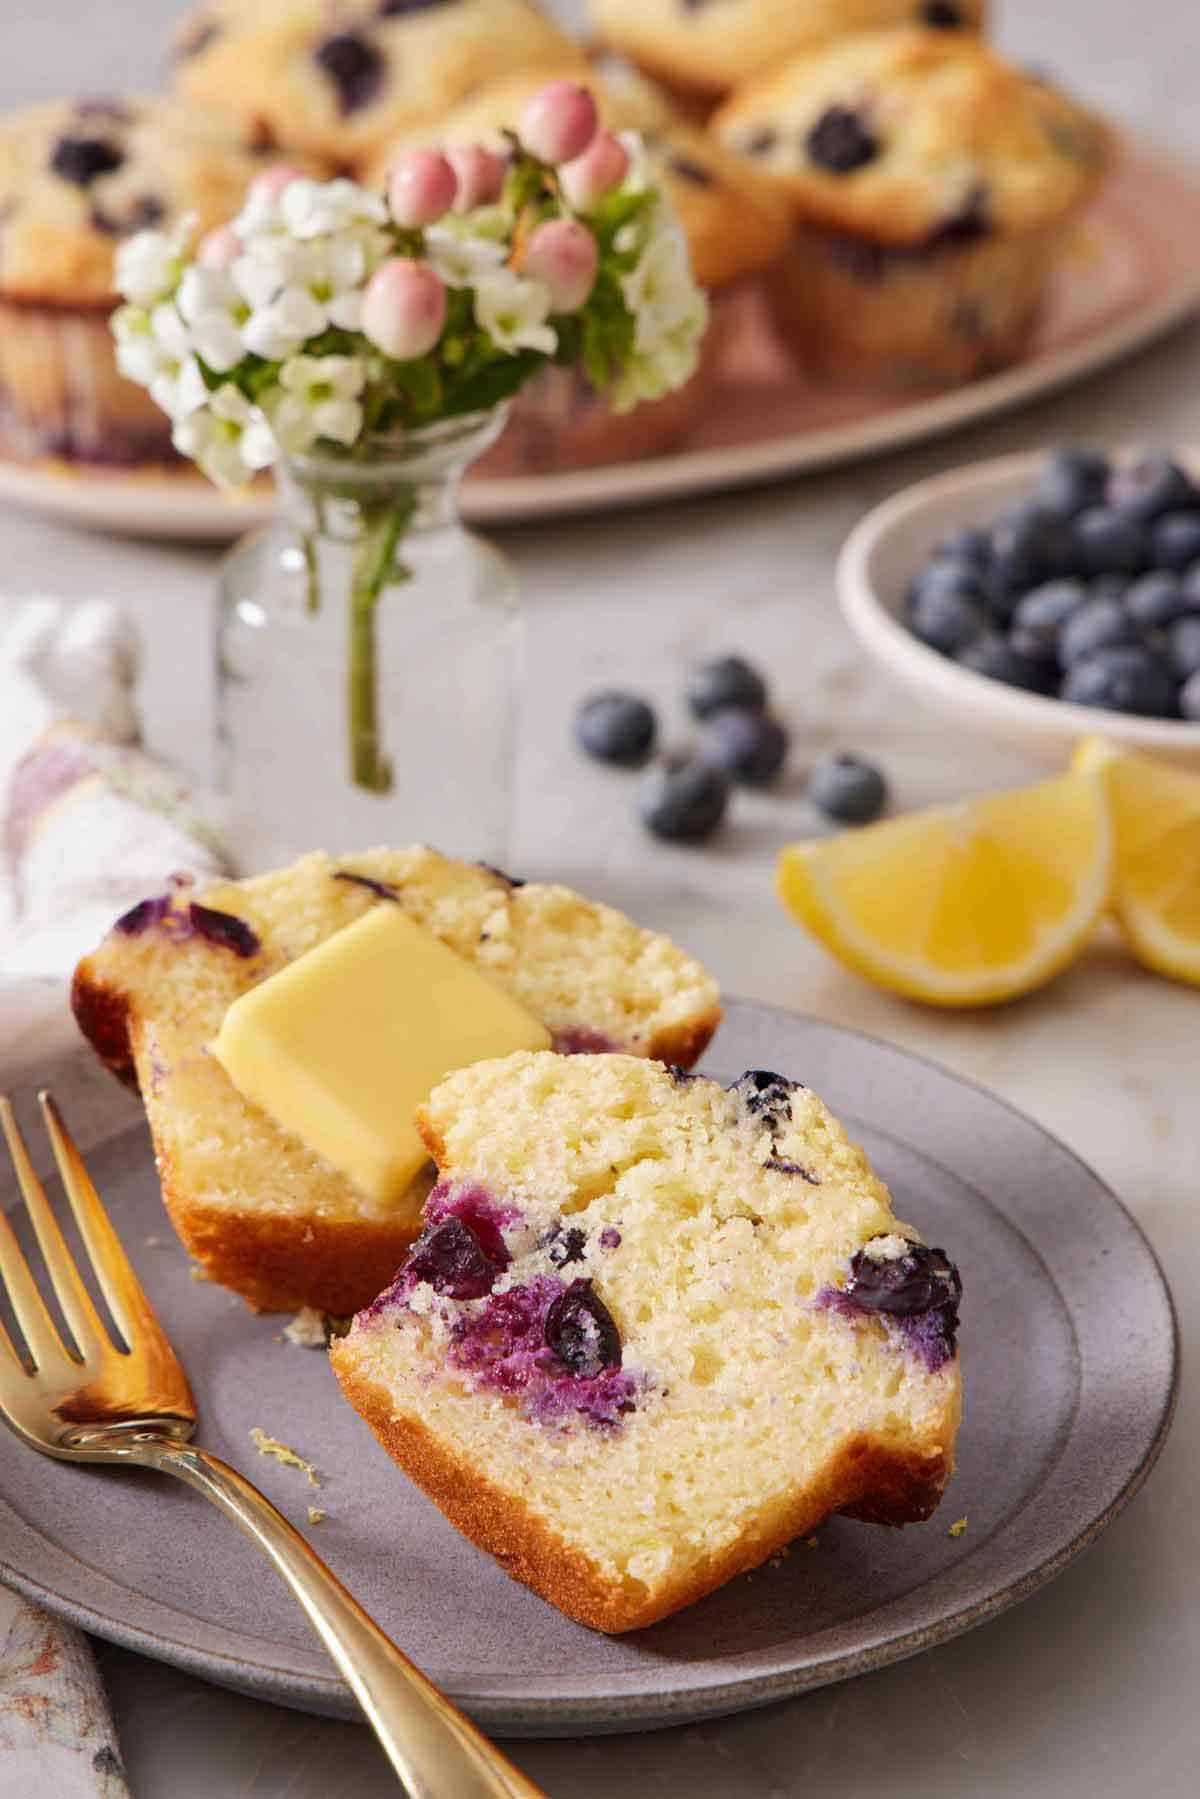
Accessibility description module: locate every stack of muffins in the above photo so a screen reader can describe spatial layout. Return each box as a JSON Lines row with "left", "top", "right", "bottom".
{"left": 0, "top": 0, "right": 1113, "bottom": 479}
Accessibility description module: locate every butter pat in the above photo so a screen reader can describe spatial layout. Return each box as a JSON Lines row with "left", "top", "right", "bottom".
{"left": 211, "top": 906, "right": 550, "bottom": 1204}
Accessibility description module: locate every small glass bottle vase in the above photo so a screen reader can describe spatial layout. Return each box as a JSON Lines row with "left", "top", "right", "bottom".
{"left": 217, "top": 411, "right": 519, "bottom": 872}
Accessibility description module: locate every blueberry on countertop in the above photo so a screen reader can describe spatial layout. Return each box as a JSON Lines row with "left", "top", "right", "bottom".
{"left": 1060, "top": 647, "right": 1176, "bottom": 715}
{"left": 1058, "top": 597, "right": 1139, "bottom": 667}
{"left": 575, "top": 691, "right": 657, "bottom": 766}
{"left": 1073, "top": 507, "right": 1146, "bottom": 578}
{"left": 686, "top": 654, "right": 768, "bottom": 719}
{"left": 809, "top": 754, "right": 887, "bottom": 825}
{"left": 1125, "top": 571, "right": 1188, "bottom": 632}
{"left": 702, "top": 708, "right": 789, "bottom": 786}
{"left": 956, "top": 635, "right": 1047, "bottom": 690}
{"left": 1166, "top": 616, "right": 1200, "bottom": 680}
{"left": 639, "top": 754, "right": 729, "bottom": 843}
{"left": 1033, "top": 447, "right": 1110, "bottom": 519}
{"left": 1108, "top": 455, "right": 1197, "bottom": 523}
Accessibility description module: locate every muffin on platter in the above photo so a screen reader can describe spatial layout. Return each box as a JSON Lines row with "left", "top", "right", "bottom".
{"left": 365, "top": 65, "right": 791, "bottom": 471}
{"left": 0, "top": 96, "right": 304, "bottom": 467}
{"left": 172, "top": 0, "right": 584, "bottom": 171}
{"left": 713, "top": 28, "right": 1112, "bottom": 382}
{"left": 589, "top": 0, "right": 986, "bottom": 105}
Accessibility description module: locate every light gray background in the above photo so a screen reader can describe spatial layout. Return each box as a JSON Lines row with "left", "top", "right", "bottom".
{"left": 3, "top": 4, "right": 1199, "bottom": 1796}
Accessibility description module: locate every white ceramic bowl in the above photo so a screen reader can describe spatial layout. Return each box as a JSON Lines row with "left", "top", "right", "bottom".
{"left": 837, "top": 448, "right": 1200, "bottom": 767}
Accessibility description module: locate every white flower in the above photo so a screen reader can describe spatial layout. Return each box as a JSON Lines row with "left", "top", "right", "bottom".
{"left": 265, "top": 354, "right": 367, "bottom": 454}
{"left": 622, "top": 227, "right": 696, "bottom": 351}
{"left": 114, "top": 214, "right": 195, "bottom": 307}
{"left": 279, "top": 177, "right": 386, "bottom": 240}
{"left": 613, "top": 289, "right": 708, "bottom": 413}
{"left": 113, "top": 301, "right": 209, "bottom": 420}
{"left": 173, "top": 384, "right": 276, "bottom": 488}
{"left": 234, "top": 236, "right": 373, "bottom": 355}
{"left": 176, "top": 267, "right": 247, "bottom": 373}
{"left": 231, "top": 237, "right": 305, "bottom": 311}
{"left": 616, "top": 131, "right": 653, "bottom": 197}
{"left": 424, "top": 225, "right": 506, "bottom": 289}
{"left": 473, "top": 268, "right": 557, "bottom": 357}
{"left": 241, "top": 286, "right": 328, "bottom": 361}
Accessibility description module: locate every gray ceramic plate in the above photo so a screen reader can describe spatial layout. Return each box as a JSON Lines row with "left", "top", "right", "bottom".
{"left": 0, "top": 1002, "right": 1178, "bottom": 1737}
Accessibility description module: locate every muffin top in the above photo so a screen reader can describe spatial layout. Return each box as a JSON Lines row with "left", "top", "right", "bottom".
{"left": 172, "top": 0, "right": 583, "bottom": 169}
{"left": 712, "top": 29, "right": 1112, "bottom": 244}
{"left": 364, "top": 64, "right": 792, "bottom": 288}
{"left": 589, "top": 0, "right": 986, "bottom": 99}
{"left": 0, "top": 96, "right": 295, "bottom": 306}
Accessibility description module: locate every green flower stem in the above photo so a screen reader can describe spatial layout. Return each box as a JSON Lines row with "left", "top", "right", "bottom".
{"left": 347, "top": 490, "right": 416, "bottom": 793}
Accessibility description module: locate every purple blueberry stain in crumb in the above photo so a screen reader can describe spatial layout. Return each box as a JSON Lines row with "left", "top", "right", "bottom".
{"left": 552, "top": 1026, "right": 621, "bottom": 1054}
{"left": 110, "top": 895, "right": 260, "bottom": 957}
{"left": 819, "top": 1242, "right": 962, "bottom": 1371}
{"left": 332, "top": 868, "right": 401, "bottom": 902}
{"left": 422, "top": 1181, "right": 516, "bottom": 1266}
{"left": 314, "top": 33, "right": 386, "bottom": 114}
{"left": 764, "top": 1156, "right": 821, "bottom": 1183}
{"left": 599, "top": 1226, "right": 622, "bottom": 1250}
{"left": 50, "top": 135, "right": 124, "bottom": 186}
{"left": 187, "top": 903, "right": 261, "bottom": 958}
{"left": 114, "top": 894, "right": 171, "bottom": 936}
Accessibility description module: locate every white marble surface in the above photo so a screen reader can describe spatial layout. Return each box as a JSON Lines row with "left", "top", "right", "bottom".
{"left": 2, "top": 2, "right": 1199, "bottom": 1794}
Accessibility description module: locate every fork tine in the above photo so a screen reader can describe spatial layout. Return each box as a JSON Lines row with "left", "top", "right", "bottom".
{"left": 0, "top": 1097, "right": 110, "bottom": 1362}
{"left": 38, "top": 1091, "right": 173, "bottom": 1360}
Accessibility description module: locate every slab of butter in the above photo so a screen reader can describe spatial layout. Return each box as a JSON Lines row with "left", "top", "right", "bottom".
{"left": 210, "top": 905, "right": 550, "bottom": 1204}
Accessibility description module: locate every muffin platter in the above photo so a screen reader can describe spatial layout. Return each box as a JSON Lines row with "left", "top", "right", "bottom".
{"left": 0, "top": 1001, "right": 1176, "bottom": 1733}
{"left": 0, "top": 140, "right": 1195, "bottom": 540}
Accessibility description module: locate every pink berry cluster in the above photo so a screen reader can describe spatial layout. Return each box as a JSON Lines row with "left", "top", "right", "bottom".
{"left": 366, "top": 81, "right": 630, "bottom": 362}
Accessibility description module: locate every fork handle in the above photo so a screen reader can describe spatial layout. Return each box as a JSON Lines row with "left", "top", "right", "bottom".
{"left": 140, "top": 1440, "right": 548, "bottom": 1799}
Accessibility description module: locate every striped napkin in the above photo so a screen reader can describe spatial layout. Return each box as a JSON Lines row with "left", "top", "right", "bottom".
{"left": 0, "top": 594, "right": 227, "bottom": 1794}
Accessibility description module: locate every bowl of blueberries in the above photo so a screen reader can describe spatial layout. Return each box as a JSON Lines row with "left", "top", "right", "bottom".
{"left": 838, "top": 446, "right": 1200, "bottom": 764}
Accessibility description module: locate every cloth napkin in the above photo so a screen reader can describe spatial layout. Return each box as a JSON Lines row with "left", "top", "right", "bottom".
{"left": 0, "top": 594, "right": 229, "bottom": 1796}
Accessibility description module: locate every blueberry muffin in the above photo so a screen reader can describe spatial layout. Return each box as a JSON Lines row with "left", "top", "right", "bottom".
{"left": 333, "top": 1053, "right": 962, "bottom": 1630}
{"left": 173, "top": 0, "right": 584, "bottom": 171}
{"left": 590, "top": 0, "right": 986, "bottom": 104}
{"left": 0, "top": 97, "right": 300, "bottom": 466}
{"left": 713, "top": 29, "right": 1112, "bottom": 382}
{"left": 366, "top": 65, "right": 791, "bottom": 470}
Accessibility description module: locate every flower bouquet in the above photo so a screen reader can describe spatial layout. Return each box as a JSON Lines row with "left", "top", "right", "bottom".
{"left": 111, "top": 82, "right": 708, "bottom": 794}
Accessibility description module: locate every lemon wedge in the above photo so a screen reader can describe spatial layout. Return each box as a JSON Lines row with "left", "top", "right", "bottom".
{"left": 777, "top": 771, "right": 1112, "bottom": 1006}
{"left": 1072, "top": 736, "right": 1200, "bottom": 986}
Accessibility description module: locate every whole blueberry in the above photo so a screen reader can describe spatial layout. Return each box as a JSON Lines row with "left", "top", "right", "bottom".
{"left": 1125, "top": 571, "right": 1187, "bottom": 632}
{"left": 809, "top": 754, "right": 888, "bottom": 825}
{"left": 988, "top": 506, "right": 1073, "bottom": 606}
{"left": 686, "top": 654, "right": 768, "bottom": 719}
{"left": 909, "top": 582, "right": 988, "bottom": 655}
{"left": 639, "top": 755, "right": 729, "bottom": 842}
{"left": 1108, "top": 455, "right": 1197, "bottom": 523}
{"left": 703, "top": 708, "right": 789, "bottom": 786}
{"left": 1147, "top": 509, "right": 1200, "bottom": 574}
{"left": 1059, "top": 598, "right": 1139, "bottom": 667}
{"left": 956, "top": 635, "right": 1047, "bottom": 691}
{"left": 1072, "top": 507, "right": 1146, "bottom": 577}
{"left": 1087, "top": 575, "right": 1129, "bottom": 608}
{"left": 1166, "top": 616, "right": 1200, "bottom": 680}
{"left": 1034, "top": 447, "right": 1110, "bottom": 519}
{"left": 909, "top": 557, "right": 988, "bottom": 608}
{"left": 574, "top": 691, "right": 657, "bottom": 766}
{"left": 1060, "top": 647, "right": 1176, "bottom": 716}
{"left": 1179, "top": 670, "right": 1200, "bottom": 721}
{"left": 930, "top": 525, "right": 991, "bottom": 570}
{"left": 1010, "top": 578, "right": 1089, "bottom": 658}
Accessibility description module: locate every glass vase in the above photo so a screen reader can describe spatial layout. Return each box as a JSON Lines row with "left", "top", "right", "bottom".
{"left": 217, "top": 410, "right": 519, "bottom": 873}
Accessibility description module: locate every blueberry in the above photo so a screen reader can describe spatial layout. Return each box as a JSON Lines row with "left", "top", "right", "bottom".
{"left": 909, "top": 582, "right": 988, "bottom": 655}
{"left": 1087, "top": 575, "right": 1129, "bottom": 607}
{"left": 910, "top": 557, "right": 988, "bottom": 607}
{"left": 922, "top": 2, "right": 966, "bottom": 26}
{"left": 956, "top": 635, "right": 1046, "bottom": 690}
{"left": 1180, "top": 670, "right": 1200, "bottom": 721}
{"left": 407, "top": 1217, "right": 500, "bottom": 1300}
{"left": 545, "top": 1225, "right": 588, "bottom": 1269}
{"left": 731, "top": 1069, "right": 798, "bottom": 1133}
{"left": 1058, "top": 598, "right": 1139, "bottom": 667}
{"left": 686, "top": 654, "right": 768, "bottom": 719}
{"left": 702, "top": 708, "right": 788, "bottom": 786}
{"left": 846, "top": 1242, "right": 962, "bottom": 1321}
{"left": 574, "top": 691, "right": 657, "bottom": 766}
{"left": 809, "top": 753, "right": 888, "bottom": 824}
{"left": 1060, "top": 647, "right": 1176, "bottom": 716}
{"left": 639, "top": 755, "right": 729, "bottom": 842}
{"left": 1108, "top": 455, "right": 1197, "bottom": 523}
{"left": 930, "top": 526, "right": 991, "bottom": 569}
{"left": 805, "top": 106, "right": 879, "bottom": 173}
{"left": 50, "top": 135, "right": 124, "bottom": 186}
{"left": 1151, "top": 511, "right": 1200, "bottom": 573}
{"left": 314, "top": 32, "right": 385, "bottom": 113}
{"left": 667, "top": 154, "right": 714, "bottom": 187}
{"left": 988, "top": 507, "right": 1073, "bottom": 606}
{"left": 1073, "top": 507, "right": 1146, "bottom": 577}
{"left": 1034, "top": 447, "right": 1110, "bottom": 519}
{"left": 379, "top": 0, "right": 455, "bottom": 12}
{"left": 1167, "top": 616, "right": 1200, "bottom": 680}
{"left": 1125, "top": 571, "right": 1187, "bottom": 633}
{"left": 544, "top": 1280, "right": 622, "bottom": 1377}
{"left": 1010, "top": 578, "right": 1089, "bottom": 655}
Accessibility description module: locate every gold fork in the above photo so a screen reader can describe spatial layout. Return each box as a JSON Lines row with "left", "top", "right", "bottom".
{"left": 0, "top": 1092, "right": 549, "bottom": 1799}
